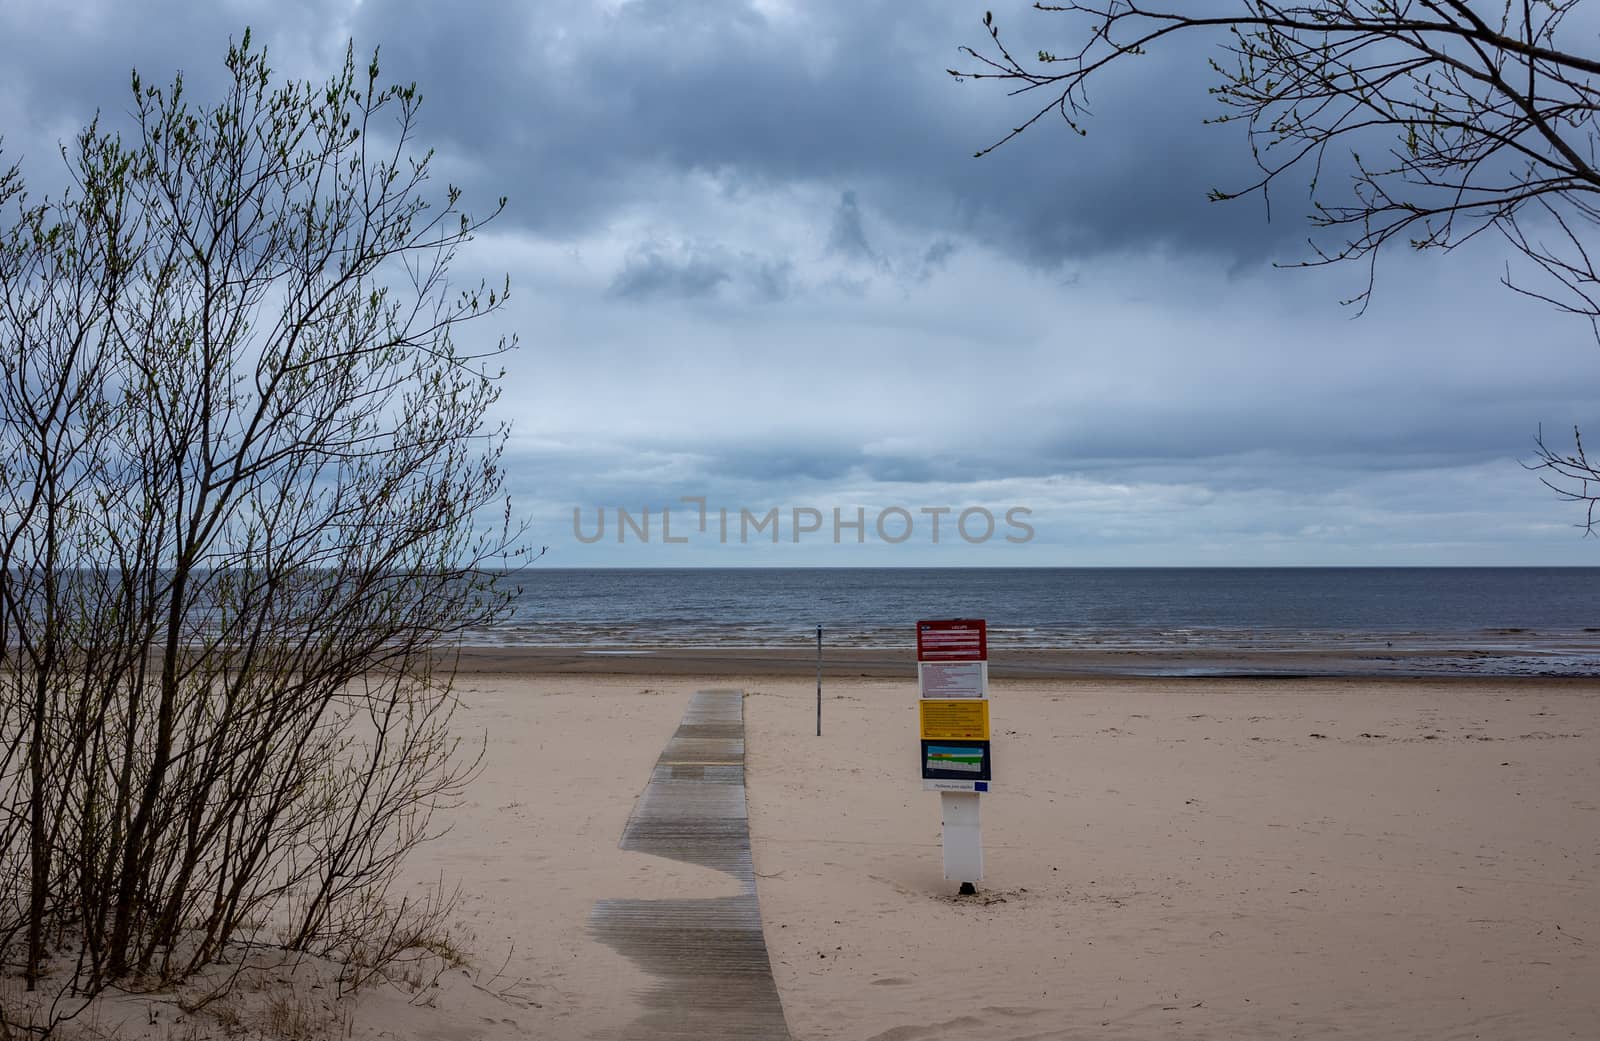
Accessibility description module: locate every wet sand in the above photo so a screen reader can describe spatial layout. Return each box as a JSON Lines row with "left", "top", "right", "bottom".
{"left": 443, "top": 643, "right": 1600, "bottom": 681}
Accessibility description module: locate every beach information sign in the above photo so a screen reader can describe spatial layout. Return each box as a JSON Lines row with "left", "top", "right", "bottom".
{"left": 916, "top": 617, "right": 989, "bottom": 699}
{"left": 917, "top": 619, "right": 991, "bottom": 889}
{"left": 916, "top": 619, "right": 987, "bottom": 660}
{"left": 917, "top": 619, "right": 992, "bottom": 793}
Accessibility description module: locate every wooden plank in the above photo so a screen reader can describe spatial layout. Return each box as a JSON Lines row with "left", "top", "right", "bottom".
{"left": 589, "top": 689, "right": 791, "bottom": 1040}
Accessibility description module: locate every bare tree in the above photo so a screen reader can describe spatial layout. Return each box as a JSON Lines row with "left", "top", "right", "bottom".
{"left": 0, "top": 31, "right": 529, "bottom": 1031}
{"left": 954, "top": 1, "right": 1600, "bottom": 526}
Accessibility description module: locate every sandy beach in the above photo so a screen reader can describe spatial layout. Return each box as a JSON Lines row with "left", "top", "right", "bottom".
{"left": 42, "top": 657, "right": 1593, "bottom": 1039}
{"left": 304, "top": 656, "right": 1596, "bottom": 1041}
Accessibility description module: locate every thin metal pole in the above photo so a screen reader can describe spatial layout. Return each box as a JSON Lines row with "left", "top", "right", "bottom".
{"left": 815, "top": 624, "right": 823, "bottom": 736}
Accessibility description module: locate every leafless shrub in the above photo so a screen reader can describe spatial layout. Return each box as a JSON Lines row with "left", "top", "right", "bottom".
{"left": 0, "top": 30, "right": 531, "bottom": 1034}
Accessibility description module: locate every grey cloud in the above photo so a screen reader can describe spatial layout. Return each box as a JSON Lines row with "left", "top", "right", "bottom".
{"left": 2, "top": 0, "right": 1350, "bottom": 267}
{"left": 333, "top": 0, "right": 1309, "bottom": 266}
{"left": 608, "top": 244, "right": 731, "bottom": 300}
{"left": 4, "top": 0, "right": 1593, "bottom": 565}
{"left": 0, "top": 5, "right": 349, "bottom": 193}
{"left": 749, "top": 258, "right": 794, "bottom": 301}
{"left": 708, "top": 446, "right": 864, "bottom": 483}
{"left": 827, "top": 190, "right": 876, "bottom": 261}
{"left": 921, "top": 238, "right": 958, "bottom": 272}
{"left": 606, "top": 242, "right": 799, "bottom": 301}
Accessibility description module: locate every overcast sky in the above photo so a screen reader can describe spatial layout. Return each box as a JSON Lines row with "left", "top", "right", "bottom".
{"left": 4, "top": 0, "right": 1598, "bottom": 566}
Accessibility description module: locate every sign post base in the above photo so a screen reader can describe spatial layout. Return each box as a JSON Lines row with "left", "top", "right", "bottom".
{"left": 940, "top": 790, "right": 983, "bottom": 886}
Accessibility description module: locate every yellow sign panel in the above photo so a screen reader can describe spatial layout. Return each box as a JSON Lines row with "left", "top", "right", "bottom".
{"left": 919, "top": 699, "right": 990, "bottom": 741}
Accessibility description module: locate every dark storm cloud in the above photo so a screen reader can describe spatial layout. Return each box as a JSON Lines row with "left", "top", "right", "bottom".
{"left": 0, "top": 3, "right": 345, "bottom": 190}
{"left": 330, "top": 0, "right": 1310, "bottom": 266}
{"left": 0, "top": 1, "right": 1339, "bottom": 266}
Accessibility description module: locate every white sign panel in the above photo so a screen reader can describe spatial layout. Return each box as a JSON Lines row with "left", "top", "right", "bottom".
{"left": 923, "top": 777, "right": 991, "bottom": 793}
{"left": 917, "top": 660, "right": 988, "bottom": 699}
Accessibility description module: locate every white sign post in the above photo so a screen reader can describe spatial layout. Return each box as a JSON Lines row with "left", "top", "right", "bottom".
{"left": 940, "top": 787, "right": 983, "bottom": 885}
{"left": 916, "top": 619, "right": 990, "bottom": 895}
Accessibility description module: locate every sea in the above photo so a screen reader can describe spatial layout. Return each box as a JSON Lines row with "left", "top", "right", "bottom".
{"left": 481, "top": 567, "right": 1600, "bottom": 677}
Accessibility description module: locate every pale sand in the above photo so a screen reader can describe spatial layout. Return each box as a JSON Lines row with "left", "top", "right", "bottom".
{"left": 54, "top": 671, "right": 1595, "bottom": 1039}
{"left": 744, "top": 676, "right": 1599, "bottom": 1040}
{"left": 373, "top": 671, "right": 1598, "bottom": 1041}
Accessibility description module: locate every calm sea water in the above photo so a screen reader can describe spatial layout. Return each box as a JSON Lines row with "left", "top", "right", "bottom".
{"left": 484, "top": 568, "right": 1600, "bottom": 673}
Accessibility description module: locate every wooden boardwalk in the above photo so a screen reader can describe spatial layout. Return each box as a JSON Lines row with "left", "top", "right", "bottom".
{"left": 589, "top": 689, "right": 791, "bottom": 1040}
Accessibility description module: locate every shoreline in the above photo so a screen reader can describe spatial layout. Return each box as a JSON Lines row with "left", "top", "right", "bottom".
{"left": 441, "top": 643, "right": 1600, "bottom": 681}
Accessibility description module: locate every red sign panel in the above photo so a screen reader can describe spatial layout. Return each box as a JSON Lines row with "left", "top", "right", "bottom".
{"left": 916, "top": 619, "right": 987, "bottom": 662}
